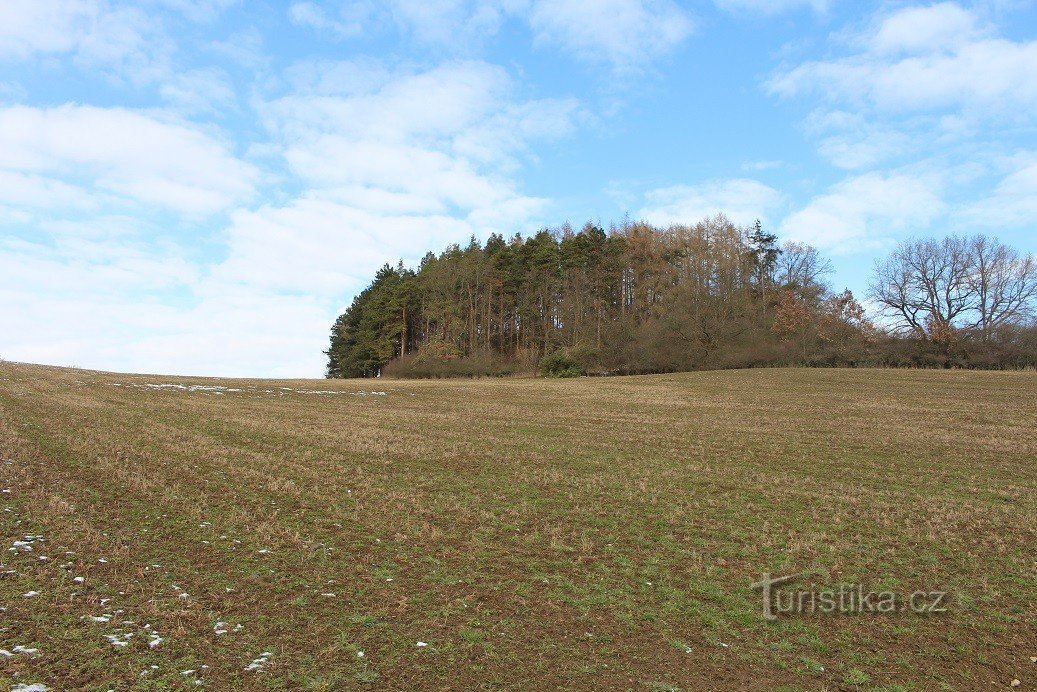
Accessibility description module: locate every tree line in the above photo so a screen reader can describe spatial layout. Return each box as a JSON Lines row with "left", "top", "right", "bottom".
{"left": 326, "top": 216, "right": 1037, "bottom": 378}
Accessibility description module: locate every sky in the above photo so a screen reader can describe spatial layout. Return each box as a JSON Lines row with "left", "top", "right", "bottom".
{"left": 1, "top": 0, "right": 1036, "bottom": 377}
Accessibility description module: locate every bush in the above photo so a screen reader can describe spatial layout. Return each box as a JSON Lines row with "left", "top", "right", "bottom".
{"left": 383, "top": 350, "right": 524, "bottom": 379}
{"left": 539, "top": 351, "right": 584, "bottom": 378}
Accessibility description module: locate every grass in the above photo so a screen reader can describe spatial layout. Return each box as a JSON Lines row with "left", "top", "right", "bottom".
{"left": 0, "top": 362, "right": 1035, "bottom": 689}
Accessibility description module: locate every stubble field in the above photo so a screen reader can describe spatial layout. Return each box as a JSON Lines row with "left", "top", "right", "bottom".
{"left": 0, "top": 362, "right": 1034, "bottom": 690}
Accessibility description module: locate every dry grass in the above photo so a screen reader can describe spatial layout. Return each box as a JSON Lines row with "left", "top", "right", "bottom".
{"left": 0, "top": 362, "right": 1034, "bottom": 690}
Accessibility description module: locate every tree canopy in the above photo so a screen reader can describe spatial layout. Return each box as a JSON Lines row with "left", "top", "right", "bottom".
{"left": 326, "top": 218, "right": 1037, "bottom": 378}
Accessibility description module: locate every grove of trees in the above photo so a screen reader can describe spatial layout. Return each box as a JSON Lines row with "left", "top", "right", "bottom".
{"left": 326, "top": 216, "right": 1037, "bottom": 378}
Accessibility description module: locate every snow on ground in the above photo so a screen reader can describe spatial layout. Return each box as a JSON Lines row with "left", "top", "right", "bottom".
{"left": 9, "top": 535, "right": 43, "bottom": 553}
{"left": 103, "top": 633, "right": 133, "bottom": 648}
{"left": 0, "top": 646, "right": 40, "bottom": 658}
{"left": 110, "top": 382, "right": 391, "bottom": 397}
{"left": 245, "top": 651, "right": 273, "bottom": 672}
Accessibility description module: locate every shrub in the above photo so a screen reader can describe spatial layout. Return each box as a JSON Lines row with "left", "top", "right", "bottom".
{"left": 539, "top": 350, "right": 584, "bottom": 378}
{"left": 383, "top": 350, "right": 523, "bottom": 379}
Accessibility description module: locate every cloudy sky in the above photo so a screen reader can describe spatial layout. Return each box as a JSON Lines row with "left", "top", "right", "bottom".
{"left": 2, "top": 0, "right": 1035, "bottom": 376}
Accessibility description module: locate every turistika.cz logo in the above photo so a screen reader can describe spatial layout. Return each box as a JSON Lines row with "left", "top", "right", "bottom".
{"left": 751, "top": 573, "right": 948, "bottom": 621}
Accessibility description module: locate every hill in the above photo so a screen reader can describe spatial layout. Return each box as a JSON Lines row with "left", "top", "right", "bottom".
{"left": 326, "top": 224, "right": 1037, "bottom": 379}
{"left": 1, "top": 362, "right": 1035, "bottom": 689}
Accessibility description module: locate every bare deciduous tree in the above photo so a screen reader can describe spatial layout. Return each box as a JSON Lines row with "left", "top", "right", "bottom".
{"left": 870, "top": 234, "right": 1037, "bottom": 342}
{"left": 965, "top": 235, "right": 1037, "bottom": 341}
{"left": 778, "top": 242, "right": 832, "bottom": 302}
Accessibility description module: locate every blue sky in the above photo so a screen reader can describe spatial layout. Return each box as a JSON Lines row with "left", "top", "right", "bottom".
{"left": 1, "top": 0, "right": 1035, "bottom": 377}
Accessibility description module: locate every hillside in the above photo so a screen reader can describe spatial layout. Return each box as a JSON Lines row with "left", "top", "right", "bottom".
{"left": 1, "top": 362, "right": 1035, "bottom": 689}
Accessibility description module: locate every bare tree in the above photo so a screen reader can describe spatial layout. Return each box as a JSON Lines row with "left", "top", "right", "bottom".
{"left": 870, "top": 234, "right": 1037, "bottom": 343}
{"left": 964, "top": 235, "right": 1037, "bottom": 341}
{"left": 870, "top": 236, "right": 975, "bottom": 340}
{"left": 777, "top": 242, "right": 833, "bottom": 302}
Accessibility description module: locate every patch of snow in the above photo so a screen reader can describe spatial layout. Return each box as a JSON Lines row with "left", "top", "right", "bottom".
{"left": 104, "top": 633, "right": 131, "bottom": 648}
{"left": 245, "top": 651, "right": 273, "bottom": 672}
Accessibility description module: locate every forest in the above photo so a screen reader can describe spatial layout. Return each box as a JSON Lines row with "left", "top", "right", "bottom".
{"left": 325, "top": 216, "right": 1037, "bottom": 378}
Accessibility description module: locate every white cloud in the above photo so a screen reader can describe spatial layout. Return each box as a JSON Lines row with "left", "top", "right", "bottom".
{"left": 209, "top": 28, "right": 267, "bottom": 68}
{"left": 0, "top": 171, "right": 100, "bottom": 212}
{"left": 1, "top": 235, "right": 199, "bottom": 295}
{"left": 639, "top": 178, "right": 784, "bottom": 227}
{"left": 530, "top": 0, "right": 694, "bottom": 73}
{"left": 768, "top": 3, "right": 1037, "bottom": 116}
{"left": 714, "top": 0, "right": 829, "bottom": 15}
{"left": 287, "top": 0, "right": 519, "bottom": 50}
{"left": 0, "top": 0, "right": 237, "bottom": 89}
{"left": 287, "top": 0, "right": 693, "bottom": 74}
{"left": 763, "top": 1, "right": 1037, "bottom": 254}
{"left": 0, "top": 280, "right": 332, "bottom": 378}
{"left": 0, "top": 226, "right": 332, "bottom": 377}
{"left": 388, "top": 0, "right": 517, "bottom": 48}
{"left": 215, "top": 197, "right": 470, "bottom": 293}
{"left": 959, "top": 154, "right": 1037, "bottom": 228}
{"left": 233, "top": 60, "right": 576, "bottom": 296}
{"left": 0, "top": 0, "right": 99, "bottom": 58}
{"left": 0, "top": 105, "right": 257, "bottom": 215}
{"left": 159, "top": 67, "right": 237, "bottom": 114}
{"left": 782, "top": 38, "right": 1037, "bottom": 114}
{"left": 264, "top": 59, "right": 576, "bottom": 187}
{"left": 778, "top": 171, "right": 945, "bottom": 252}
{"left": 267, "top": 61, "right": 515, "bottom": 146}
{"left": 288, "top": 1, "right": 367, "bottom": 37}
{"left": 867, "top": 2, "right": 984, "bottom": 55}
{"left": 805, "top": 109, "right": 914, "bottom": 169}
{"left": 147, "top": 0, "right": 239, "bottom": 22}
{"left": 0, "top": 0, "right": 167, "bottom": 81}
{"left": 816, "top": 130, "right": 912, "bottom": 170}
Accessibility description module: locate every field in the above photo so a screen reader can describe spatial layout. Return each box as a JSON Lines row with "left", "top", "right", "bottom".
{"left": 0, "top": 362, "right": 1034, "bottom": 690}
